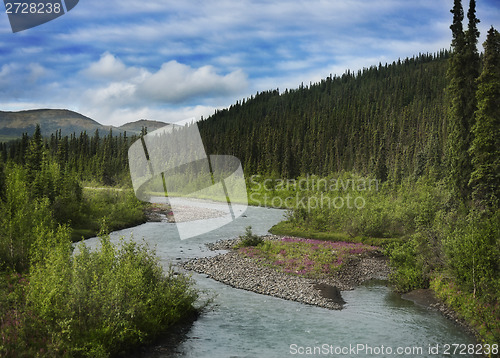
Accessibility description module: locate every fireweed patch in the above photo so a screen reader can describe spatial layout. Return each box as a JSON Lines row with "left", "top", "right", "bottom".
{"left": 238, "top": 237, "right": 377, "bottom": 278}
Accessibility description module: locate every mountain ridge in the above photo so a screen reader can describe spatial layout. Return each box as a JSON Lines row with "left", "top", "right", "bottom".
{"left": 0, "top": 109, "right": 169, "bottom": 139}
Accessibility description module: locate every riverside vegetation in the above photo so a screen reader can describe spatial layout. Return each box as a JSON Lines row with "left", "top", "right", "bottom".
{"left": 200, "top": 1, "right": 498, "bottom": 346}
{"left": 247, "top": 174, "right": 499, "bottom": 345}
{"left": 236, "top": 227, "right": 379, "bottom": 278}
{"left": 0, "top": 126, "right": 199, "bottom": 357}
{"left": 1, "top": 0, "right": 499, "bottom": 352}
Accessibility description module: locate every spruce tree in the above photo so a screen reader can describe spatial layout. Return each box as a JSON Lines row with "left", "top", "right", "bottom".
{"left": 445, "top": 0, "right": 479, "bottom": 200}
{"left": 464, "top": 0, "right": 480, "bottom": 143}
{"left": 469, "top": 27, "right": 500, "bottom": 210}
{"left": 465, "top": 0, "right": 480, "bottom": 81}
{"left": 25, "top": 124, "right": 44, "bottom": 185}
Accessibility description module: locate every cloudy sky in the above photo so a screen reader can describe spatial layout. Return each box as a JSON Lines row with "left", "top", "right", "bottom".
{"left": 1, "top": 0, "right": 499, "bottom": 126}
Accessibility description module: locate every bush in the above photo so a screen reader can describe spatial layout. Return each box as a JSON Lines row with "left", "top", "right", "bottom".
{"left": 431, "top": 274, "right": 500, "bottom": 345}
{"left": 237, "top": 226, "right": 263, "bottom": 247}
{"left": 443, "top": 210, "right": 500, "bottom": 300}
{"left": 28, "top": 229, "right": 199, "bottom": 357}
{"left": 0, "top": 164, "right": 56, "bottom": 271}
{"left": 385, "top": 239, "right": 428, "bottom": 292}
{"left": 73, "top": 188, "right": 146, "bottom": 240}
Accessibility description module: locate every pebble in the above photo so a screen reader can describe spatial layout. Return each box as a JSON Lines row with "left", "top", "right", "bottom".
{"left": 181, "top": 236, "right": 390, "bottom": 310}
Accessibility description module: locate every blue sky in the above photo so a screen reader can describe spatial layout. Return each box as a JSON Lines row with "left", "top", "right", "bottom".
{"left": 1, "top": 0, "right": 499, "bottom": 126}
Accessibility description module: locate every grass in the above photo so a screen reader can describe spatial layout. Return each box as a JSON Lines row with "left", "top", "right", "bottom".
{"left": 238, "top": 236, "right": 379, "bottom": 278}
{"left": 431, "top": 274, "right": 500, "bottom": 346}
{"left": 269, "top": 221, "right": 402, "bottom": 247}
{"left": 70, "top": 188, "right": 147, "bottom": 241}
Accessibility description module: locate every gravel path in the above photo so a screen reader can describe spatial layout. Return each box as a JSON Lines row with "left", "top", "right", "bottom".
{"left": 181, "top": 236, "right": 390, "bottom": 310}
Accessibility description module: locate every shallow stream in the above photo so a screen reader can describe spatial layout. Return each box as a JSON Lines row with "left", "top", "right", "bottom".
{"left": 85, "top": 206, "right": 476, "bottom": 357}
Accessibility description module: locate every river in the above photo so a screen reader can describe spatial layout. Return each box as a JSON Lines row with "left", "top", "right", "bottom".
{"left": 85, "top": 206, "right": 476, "bottom": 358}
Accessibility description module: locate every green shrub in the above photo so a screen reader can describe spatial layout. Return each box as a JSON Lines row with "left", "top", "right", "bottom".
{"left": 443, "top": 210, "right": 500, "bottom": 300}
{"left": 431, "top": 274, "right": 500, "bottom": 346}
{"left": 385, "top": 239, "right": 428, "bottom": 292}
{"left": 28, "top": 229, "right": 198, "bottom": 357}
{"left": 0, "top": 270, "right": 40, "bottom": 357}
{"left": 0, "top": 164, "right": 56, "bottom": 271}
{"left": 237, "top": 226, "right": 263, "bottom": 247}
{"left": 73, "top": 188, "right": 146, "bottom": 241}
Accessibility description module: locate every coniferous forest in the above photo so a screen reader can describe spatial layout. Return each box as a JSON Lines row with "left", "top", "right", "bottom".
{"left": 0, "top": 0, "right": 499, "bottom": 355}
{"left": 198, "top": 51, "right": 450, "bottom": 181}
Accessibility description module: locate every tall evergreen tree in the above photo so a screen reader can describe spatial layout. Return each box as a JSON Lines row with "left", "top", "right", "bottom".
{"left": 464, "top": 0, "right": 481, "bottom": 140}
{"left": 445, "top": 0, "right": 479, "bottom": 200}
{"left": 465, "top": 0, "right": 480, "bottom": 80}
{"left": 25, "top": 124, "right": 44, "bottom": 185}
{"left": 469, "top": 27, "right": 500, "bottom": 210}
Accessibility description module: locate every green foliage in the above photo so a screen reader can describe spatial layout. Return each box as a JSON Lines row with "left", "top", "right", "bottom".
{"left": 445, "top": 0, "right": 480, "bottom": 201}
{"left": 0, "top": 270, "right": 43, "bottom": 357}
{"left": 431, "top": 274, "right": 499, "bottom": 346}
{"left": 198, "top": 52, "right": 450, "bottom": 180}
{"left": 27, "top": 232, "right": 198, "bottom": 357}
{"left": 236, "top": 226, "right": 263, "bottom": 247}
{"left": 2, "top": 126, "right": 137, "bottom": 188}
{"left": 385, "top": 239, "right": 428, "bottom": 293}
{"left": 469, "top": 27, "right": 500, "bottom": 211}
{"left": 73, "top": 188, "right": 146, "bottom": 241}
{"left": 0, "top": 129, "right": 196, "bottom": 356}
{"left": 278, "top": 174, "right": 449, "bottom": 241}
{"left": 443, "top": 210, "right": 500, "bottom": 300}
{"left": 25, "top": 124, "right": 43, "bottom": 186}
{"left": 0, "top": 164, "right": 55, "bottom": 271}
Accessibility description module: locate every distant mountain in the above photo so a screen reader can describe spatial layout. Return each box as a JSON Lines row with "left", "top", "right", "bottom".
{"left": 0, "top": 109, "right": 109, "bottom": 138}
{"left": 0, "top": 109, "right": 168, "bottom": 139}
{"left": 119, "top": 119, "right": 169, "bottom": 134}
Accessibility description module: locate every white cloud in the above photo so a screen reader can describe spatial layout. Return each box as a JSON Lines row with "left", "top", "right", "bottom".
{"left": 0, "top": 64, "right": 13, "bottom": 80}
{"left": 137, "top": 61, "right": 248, "bottom": 103}
{"left": 83, "top": 52, "right": 143, "bottom": 81}
{"left": 81, "top": 54, "right": 248, "bottom": 107}
{"left": 28, "top": 63, "right": 47, "bottom": 82}
{"left": 82, "top": 81, "right": 137, "bottom": 109}
{"left": 81, "top": 104, "right": 217, "bottom": 127}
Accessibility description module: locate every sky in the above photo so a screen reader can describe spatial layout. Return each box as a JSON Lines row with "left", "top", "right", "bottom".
{"left": 1, "top": 0, "right": 499, "bottom": 127}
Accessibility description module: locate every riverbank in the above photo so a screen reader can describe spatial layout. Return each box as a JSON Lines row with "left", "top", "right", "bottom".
{"left": 71, "top": 187, "right": 147, "bottom": 241}
{"left": 182, "top": 235, "right": 390, "bottom": 310}
{"left": 145, "top": 202, "right": 226, "bottom": 223}
{"left": 182, "top": 234, "right": 483, "bottom": 344}
{"left": 401, "top": 288, "right": 481, "bottom": 340}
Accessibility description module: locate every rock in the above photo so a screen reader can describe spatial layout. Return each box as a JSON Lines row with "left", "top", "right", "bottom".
{"left": 180, "top": 236, "right": 389, "bottom": 310}
{"left": 313, "top": 283, "right": 346, "bottom": 305}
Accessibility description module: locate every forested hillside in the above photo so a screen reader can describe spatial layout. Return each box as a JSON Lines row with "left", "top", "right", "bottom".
{"left": 1, "top": 1, "right": 498, "bottom": 349}
{"left": 0, "top": 127, "right": 197, "bottom": 356}
{"left": 0, "top": 127, "right": 137, "bottom": 186}
{"left": 198, "top": 51, "right": 450, "bottom": 181}
{"left": 0, "top": 51, "right": 452, "bottom": 186}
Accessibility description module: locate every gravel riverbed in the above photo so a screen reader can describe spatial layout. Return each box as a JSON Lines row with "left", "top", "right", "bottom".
{"left": 146, "top": 203, "right": 226, "bottom": 223}
{"left": 181, "top": 236, "right": 390, "bottom": 310}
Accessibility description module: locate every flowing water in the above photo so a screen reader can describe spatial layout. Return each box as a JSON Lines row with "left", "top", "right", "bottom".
{"left": 85, "top": 206, "right": 476, "bottom": 358}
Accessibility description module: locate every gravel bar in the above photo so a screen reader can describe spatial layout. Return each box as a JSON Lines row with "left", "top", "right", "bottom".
{"left": 181, "top": 236, "right": 390, "bottom": 310}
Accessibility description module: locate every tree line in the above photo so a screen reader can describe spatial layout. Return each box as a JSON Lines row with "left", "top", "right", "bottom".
{"left": 0, "top": 0, "right": 498, "bottom": 347}
{"left": 1, "top": 125, "right": 139, "bottom": 188}
{"left": 198, "top": 50, "right": 451, "bottom": 182}
{"left": 0, "top": 123, "right": 198, "bottom": 356}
